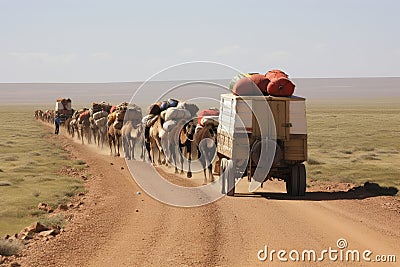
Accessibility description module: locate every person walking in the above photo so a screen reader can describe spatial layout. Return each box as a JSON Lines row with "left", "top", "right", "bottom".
{"left": 55, "top": 115, "right": 61, "bottom": 135}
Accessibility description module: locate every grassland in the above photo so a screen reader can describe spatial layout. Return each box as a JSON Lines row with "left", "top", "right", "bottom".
{"left": 306, "top": 98, "right": 400, "bottom": 192}
{"left": 0, "top": 99, "right": 399, "bottom": 236}
{"left": 0, "top": 106, "right": 85, "bottom": 237}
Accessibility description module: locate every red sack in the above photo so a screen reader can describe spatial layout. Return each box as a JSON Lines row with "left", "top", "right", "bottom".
{"left": 198, "top": 109, "right": 219, "bottom": 125}
{"left": 110, "top": 105, "right": 117, "bottom": 114}
{"left": 249, "top": 74, "right": 269, "bottom": 95}
{"left": 232, "top": 77, "right": 262, "bottom": 96}
{"left": 265, "top": 70, "right": 288, "bottom": 80}
{"left": 79, "top": 110, "right": 90, "bottom": 121}
{"left": 267, "top": 77, "right": 295, "bottom": 97}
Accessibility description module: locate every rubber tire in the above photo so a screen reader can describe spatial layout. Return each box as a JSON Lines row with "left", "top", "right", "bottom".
{"left": 289, "top": 165, "right": 299, "bottom": 196}
{"left": 285, "top": 175, "right": 292, "bottom": 195}
{"left": 298, "top": 164, "right": 306, "bottom": 196}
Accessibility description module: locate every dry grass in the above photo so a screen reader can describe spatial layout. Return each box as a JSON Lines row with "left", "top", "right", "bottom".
{"left": 39, "top": 214, "right": 66, "bottom": 229}
{"left": 0, "top": 106, "right": 86, "bottom": 236}
{"left": 306, "top": 98, "right": 400, "bottom": 193}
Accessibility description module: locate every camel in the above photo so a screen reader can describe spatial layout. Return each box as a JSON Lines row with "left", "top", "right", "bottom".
{"left": 122, "top": 121, "right": 143, "bottom": 160}
{"left": 96, "top": 123, "right": 108, "bottom": 149}
{"left": 34, "top": 110, "right": 41, "bottom": 120}
{"left": 142, "top": 122, "right": 151, "bottom": 162}
{"left": 194, "top": 123, "right": 218, "bottom": 184}
{"left": 89, "top": 117, "right": 99, "bottom": 146}
{"left": 69, "top": 118, "right": 80, "bottom": 139}
{"left": 149, "top": 116, "right": 166, "bottom": 165}
{"left": 108, "top": 123, "right": 122, "bottom": 156}
{"left": 64, "top": 117, "right": 73, "bottom": 135}
{"left": 38, "top": 110, "right": 44, "bottom": 121}
{"left": 164, "top": 119, "right": 196, "bottom": 178}
{"left": 43, "top": 110, "right": 54, "bottom": 123}
{"left": 79, "top": 116, "right": 92, "bottom": 145}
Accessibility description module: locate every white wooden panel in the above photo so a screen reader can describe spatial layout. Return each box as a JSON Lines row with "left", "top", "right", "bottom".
{"left": 55, "top": 102, "right": 63, "bottom": 111}
{"left": 289, "top": 101, "right": 307, "bottom": 134}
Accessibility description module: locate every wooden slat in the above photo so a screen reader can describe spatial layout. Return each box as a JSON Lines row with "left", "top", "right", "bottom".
{"left": 284, "top": 134, "right": 307, "bottom": 161}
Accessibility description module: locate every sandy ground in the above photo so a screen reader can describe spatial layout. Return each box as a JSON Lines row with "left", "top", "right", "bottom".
{"left": 7, "top": 125, "right": 400, "bottom": 267}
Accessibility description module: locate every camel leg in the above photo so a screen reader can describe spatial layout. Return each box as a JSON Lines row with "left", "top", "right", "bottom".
{"left": 155, "top": 138, "right": 164, "bottom": 165}
{"left": 187, "top": 143, "right": 192, "bottom": 178}
{"left": 87, "top": 128, "right": 92, "bottom": 144}
{"left": 108, "top": 135, "right": 113, "bottom": 156}
{"left": 161, "top": 137, "right": 168, "bottom": 166}
{"left": 141, "top": 141, "right": 146, "bottom": 162}
{"left": 116, "top": 135, "right": 121, "bottom": 157}
{"left": 123, "top": 136, "right": 129, "bottom": 160}
{"left": 179, "top": 146, "right": 184, "bottom": 174}
{"left": 151, "top": 141, "right": 156, "bottom": 165}
{"left": 199, "top": 149, "right": 207, "bottom": 184}
{"left": 95, "top": 130, "right": 99, "bottom": 147}
{"left": 131, "top": 139, "right": 136, "bottom": 160}
{"left": 101, "top": 133, "right": 104, "bottom": 148}
{"left": 127, "top": 137, "right": 134, "bottom": 160}
{"left": 207, "top": 146, "right": 216, "bottom": 182}
{"left": 157, "top": 148, "right": 161, "bottom": 165}
{"left": 171, "top": 144, "right": 178, "bottom": 173}
{"left": 145, "top": 141, "right": 152, "bottom": 163}
{"left": 207, "top": 153, "right": 214, "bottom": 183}
{"left": 81, "top": 128, "right": 84, "bottom": 144}
{"left": 113, "top": 138, "right": 117, "bottom": 156}
{"left": 91, "top": 129, "right": 95, "bottom": 145}
{"left": 140, "top": 140, "right": 144, "bottom": 160}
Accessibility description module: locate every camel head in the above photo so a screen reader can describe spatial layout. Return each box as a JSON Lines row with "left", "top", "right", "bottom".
{"left": 183, "top": 120, "right": 196, "bottom": 141}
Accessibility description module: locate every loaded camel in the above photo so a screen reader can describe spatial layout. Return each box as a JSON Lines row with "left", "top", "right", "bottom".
{"left": 121, "top": 106, "right": 143, "bottom": 160}
{"left": 194, "top": 121, "right": 218, "bottom": 184}
{"left": 164, "top": 119, "right": 196, "bottom": 178}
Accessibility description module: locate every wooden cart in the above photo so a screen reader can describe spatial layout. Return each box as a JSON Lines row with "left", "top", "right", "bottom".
{"left": 55, "top": 98, "right": 73, "bottom": 124}
{"left": 217, "top": 94, "right": 307, "bottom": 196}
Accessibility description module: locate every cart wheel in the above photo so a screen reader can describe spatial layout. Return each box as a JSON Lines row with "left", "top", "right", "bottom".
{"left": 288, "top": 165, "right": 299, "bottom": 196}
{"left": 298, "top": 164, "right": 306, "bottom": 196}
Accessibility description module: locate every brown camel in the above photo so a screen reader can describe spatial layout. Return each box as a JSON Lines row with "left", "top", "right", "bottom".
{"left": 122, "top": 121, "right": 143, "bottom": 160}
{"left": 164, "top": 119, "right": 196, "bottom": 178}
{"left": 194, "top": 123, "right": 218, "bottom": 184}
{"left": 149, "top": 116, "right": 166, "bottom": 165}
{"left": 79, "top": 116, "right": 91, "bottom": 145}
{"left": 89, "top": 117, "right": 99, "bottom": 146}
{"left": 69, "top": 118, "right": 80, "bottom": 139}
{"left": 64, "top": 117, "right": 73, "bottom": 135}
{"left": 96, "top": 123, "right": 108, "bottom": 149}
{"left": 108, "top": 123, "right": 122, "bottom": 156}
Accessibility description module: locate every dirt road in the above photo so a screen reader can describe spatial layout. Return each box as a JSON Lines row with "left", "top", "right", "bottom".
{"left": 17, "top": 129, "right": 400, "bottom": 267}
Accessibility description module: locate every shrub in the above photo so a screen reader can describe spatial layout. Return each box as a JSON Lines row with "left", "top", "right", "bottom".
{"left": 0, "top": 239, "right": 23, "bottom": 256}
{"left": 39, "top": 214, "right": 66, "bottom": 229}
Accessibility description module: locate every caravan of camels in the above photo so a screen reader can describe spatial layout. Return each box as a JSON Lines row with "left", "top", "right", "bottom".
{"left": 34, "top": 99, "right": 220, "bottom": 184}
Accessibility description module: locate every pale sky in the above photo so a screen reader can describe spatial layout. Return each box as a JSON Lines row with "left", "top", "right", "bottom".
{"left": 0, "top": 0, "right": 399, "bottom": 82}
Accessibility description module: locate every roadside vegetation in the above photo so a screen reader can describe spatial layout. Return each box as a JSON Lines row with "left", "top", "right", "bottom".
{"left": 306, "top": 98, "right": 400, "bottom": 194}
{"left": 0, "top": 106, "right": 85, "bottom": 237}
